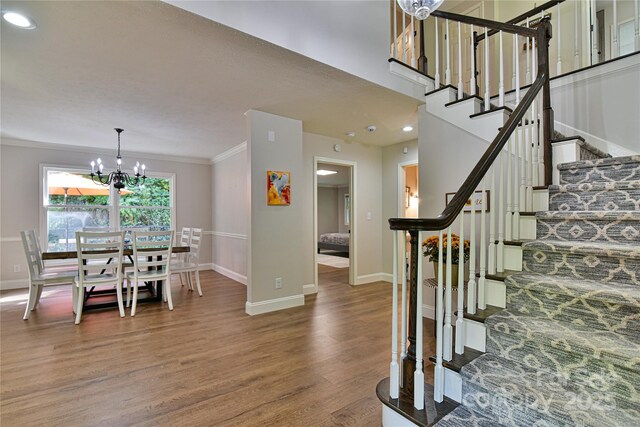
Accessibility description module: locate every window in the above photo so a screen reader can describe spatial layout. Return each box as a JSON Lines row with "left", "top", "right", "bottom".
{"left": 42, "top": 166, "right": 174, "bottom": 252}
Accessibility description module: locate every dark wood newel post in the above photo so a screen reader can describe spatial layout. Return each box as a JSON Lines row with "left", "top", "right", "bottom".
{"left": 417, "top": 20, "right": 428, "bottom": 74}
{"left": 401, "top": 230, "right": 419, "bottom": 396}
{"left": 539, "top": 18, "right": 554, "bottom": 186}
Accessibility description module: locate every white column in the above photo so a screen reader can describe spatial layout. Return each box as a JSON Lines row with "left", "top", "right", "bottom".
{"left": 434, "top": 230, "right": 444, "bottom": 402}
{"left": 435, "top": 17, "right": 441, "bottom": 88}
{"left": 484, "top": 27, "right": 490, "bottom": 110}
{"left": 470, "top": 24, "right": 476, "bottom": 96}
{"left": 457, "top": 21, "right": 463, "bottom": 99}
{"left": 390, "top": 231, "right": 399, "bottom": 398}
{"left": 443, "top": 227, "right": 453, "bottom": 362}
{"left": 455, "top": 213, "right": 465, "bottom": 355}
{"left": 467, "top": 187, "right": 477, "bottom": 315}
{"left": 613, "top": 0, "right": 619, "bottom": 58}
{"left": 499, "top": 30, "right": 505, "bottom": 106}
{"left": 557, "top": 2, "right": 563, "bottom": 75}
{"left": 414, "top": 231, "right": 424, "bottom": 409}
{"left": 446, "top": 19, "right": 451, "bottom": 85}
{"left": 478, "top": 180, "right": 487, "bottom": 310}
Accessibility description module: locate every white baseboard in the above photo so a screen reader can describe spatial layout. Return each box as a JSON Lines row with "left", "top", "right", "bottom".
{"left": 245, "top": 294, "right": 304, "bottom": 316}
{"left": 422, "top": 303, "right": 436, "bottom": 320}
{"left": 0, "top": 278, "right": 29, "bottom": 291}
{"left": 303, "top": 283, "right": 317, "bottom": 295}
{"left": 212, "top": 263, "right": 247, "bottom": 285}
{"left": 198, "top": 263, "right": 213, "bottom": 271}
{"left": 355, "top": 272, "right": 392, "bottom": 285}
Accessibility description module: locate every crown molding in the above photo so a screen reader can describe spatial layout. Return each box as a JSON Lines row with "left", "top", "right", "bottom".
{"left": 212, "top": 142, "right": 247, "bottom": 164}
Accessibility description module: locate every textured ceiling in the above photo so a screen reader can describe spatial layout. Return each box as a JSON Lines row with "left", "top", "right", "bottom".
{"left": 0, "top": 1, "right": 421, "bottom": 159}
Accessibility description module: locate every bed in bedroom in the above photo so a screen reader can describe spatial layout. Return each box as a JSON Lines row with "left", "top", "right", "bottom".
{"left": 318, "top": 232, "right": 350, "bottom": 254}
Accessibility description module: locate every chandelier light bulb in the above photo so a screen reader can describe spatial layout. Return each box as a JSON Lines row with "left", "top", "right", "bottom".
{"left": 99, "top": 163, "right": 104, "bottom": 172}
{"left": 97, "top": 158, "right": 102, "bottom": 165}
{"left": 90, "top": 160, "right": 95, "bottom": 167}
{"left": 141, "top": 164, "right": 146, "bottom": 171}
{"left": 396, "top": 0, "right": 445, "bottom": 20}
{"left": 134, "top": 165, "right": 139, "bottom": 174}
{"left": 117, "top": 158, "right": 122, "bottom": 165}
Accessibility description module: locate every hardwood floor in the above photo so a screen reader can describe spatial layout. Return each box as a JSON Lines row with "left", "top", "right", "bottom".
{"left": 1, "top": 267, "right": 436, "bottom": 426}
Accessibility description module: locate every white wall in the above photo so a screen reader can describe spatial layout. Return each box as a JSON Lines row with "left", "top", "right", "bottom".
{"left": 166, "top": 0, "right": 425, "bottom": 101}
{"left": 212, "top": 143, "right": 248, "bottom": 284}
{"left": 246, "top": 110, "right": 305, "bottom": 314}
{"left": 0, "top": 139, "right": 213, "bottom": 289}
{"left": 303, "top": 132, "right": 385, "bottom": 287}
{"left": 317, "top": 186, "right": 339, "bottom": 238}
{"left": 337, "top": 186, "right": 350, "bottom": 234}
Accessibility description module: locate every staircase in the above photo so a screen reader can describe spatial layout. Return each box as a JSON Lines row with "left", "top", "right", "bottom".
{"left": 434, "top": 155, "right": 640, "bottom": 426}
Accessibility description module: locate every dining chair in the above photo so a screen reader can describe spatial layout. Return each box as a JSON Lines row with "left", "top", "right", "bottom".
{"left": 175, "top": 227, "right": 191, "bottom": 287}
{"left": 171, "top": 227, "right": 203, "bottom": 296}
{"left": 126, "top": 230, "right": 174, "bottom": 316}
{"left": 74, "top": 231, "right": 125, "bottom": 324}
{"left": 21, "top": 230, "right": 78, "bottom": 320}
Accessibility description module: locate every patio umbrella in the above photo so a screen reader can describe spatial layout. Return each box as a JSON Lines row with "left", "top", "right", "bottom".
{"left": 48, "top": 172, "right": 131, "bottom": 196}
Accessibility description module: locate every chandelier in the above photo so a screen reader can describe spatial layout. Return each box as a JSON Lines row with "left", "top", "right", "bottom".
{"left": 397, "top": 0, "right": 445, "bottom": 20}
{"left": 89, "top": 128, "right": 146, "bottom": 192}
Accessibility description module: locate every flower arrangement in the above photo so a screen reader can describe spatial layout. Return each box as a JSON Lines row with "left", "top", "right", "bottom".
{"left": 422, "top": 233, "right": 470, "bottom": 264}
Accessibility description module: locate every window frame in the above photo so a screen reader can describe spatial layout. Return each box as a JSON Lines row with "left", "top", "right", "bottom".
{"left": 40, "top": 164, "right": 175, "bottom": 255}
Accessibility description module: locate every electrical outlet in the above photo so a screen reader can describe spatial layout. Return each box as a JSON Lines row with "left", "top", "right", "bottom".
{"left": 13, "top": 264, "right": 21, "bottom": 273}
{"left": 275, "top": 277, "right": 282, "bottom": 289}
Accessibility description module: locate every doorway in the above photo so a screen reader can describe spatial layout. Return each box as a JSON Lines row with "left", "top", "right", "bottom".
{"left": 314, "top": 157, "right": 356, "bottom": 289}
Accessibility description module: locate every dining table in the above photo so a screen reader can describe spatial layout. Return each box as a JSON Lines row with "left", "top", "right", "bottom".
{"left": 42, "top": 246, "right": 190, "bottom": 311}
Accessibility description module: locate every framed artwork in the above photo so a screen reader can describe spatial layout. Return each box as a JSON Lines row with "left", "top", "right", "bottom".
{"left": 267, "top": 171, "right": 291, "bottom": 206}
{"left": 445, "top": 190, "right": 490, "bottom": 213}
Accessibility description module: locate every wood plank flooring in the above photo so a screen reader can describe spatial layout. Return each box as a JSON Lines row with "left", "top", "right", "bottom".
{"left": 1, "top": 266, "right": 436, "bottom": 426}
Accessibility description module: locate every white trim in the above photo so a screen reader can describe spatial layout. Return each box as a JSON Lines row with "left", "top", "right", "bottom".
{"left": 245, "top": 294, "right": 304, "bottom": 316}
{"left": 0, "top": 278, "right": 29, "bottom": 290}
{"left": 554, "top": 121, "right": 635, "bottom": 157}
{"left": 382, "top": 406, "right": 419, "bottom": 427}
{"left": 212, "top": 142, "right": 247, "bottom": 164}
{"left": 197, "top": 262, "right": 213, "bottom": 271}
{"left": 355, "top": 272, "right": 392, "bottom": 285}
{"left": 303, "top": 283, "right": 317, "bottom": 295}
{"left": 397, "top": 160, "right": 419, "bottom": 218}
{"left": 389, "top": 60, "right": 434, "bottom": 91}
{"left": 317, "top": 183, "right": 350, "bottom": 189}
{"left": 212, "top": 263, "right": 247, "bottom": 285}
{"left": 0, "top": 237, "right": 21, "bottom": 243}
{"left": 313, "top": 157, "right": 357, "bottom": 288}
{"left": 1, "top": 137, "right": 212, "bottom": 165}
{"left": 422, "top": 303, "right": 436, "bottom": 320}
{"left": 211, "top": 231, "right": 247, "bottom": 240}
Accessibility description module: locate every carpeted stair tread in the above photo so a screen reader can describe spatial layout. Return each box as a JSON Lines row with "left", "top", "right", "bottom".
{"left": 548, "top": 180, "right": 640, "bottom": 211}
{"left": 485, "top": 309, "right": 640, "bottom": 368}
{"left": 558, "top": 154, "right": 640, "bottom": 170}
{"left": 506, "top": 271, "right": 640, "bottom": 307}
{"left": 523, "top": 239, "right": 640, "bottom": 260}
{"left": 434, "top": 405, "right": 506, "bottom": 427}
{"left": 460, "top": 353, "right": 637, "bottom": 426}
{"left": 550, "top": 180, "right": 640, "bottom": 192}
{"left": 536, "top": 210, "right": 640, "bottom": 244}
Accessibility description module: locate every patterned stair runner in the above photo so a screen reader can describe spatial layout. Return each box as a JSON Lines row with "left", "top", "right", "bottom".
{"left": 436, "top": 155, "right": 640, "bottom": 427}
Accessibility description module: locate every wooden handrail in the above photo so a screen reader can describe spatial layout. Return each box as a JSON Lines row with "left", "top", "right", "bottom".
{"left": 476, "top": 0, "right": 565, "bottom": 43}
{"left": 389, "top": 18, "right": 552, "bottom": 232}
{"left": 430, "top": 10, "right": 538, "bottom": 38}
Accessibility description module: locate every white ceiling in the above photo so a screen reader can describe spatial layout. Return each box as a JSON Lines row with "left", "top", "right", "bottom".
{"left": 0, "top": 1, "right": 421, "bottom": 160}
{"left": 317, "top": 163, "right": 350, "bottom": 187}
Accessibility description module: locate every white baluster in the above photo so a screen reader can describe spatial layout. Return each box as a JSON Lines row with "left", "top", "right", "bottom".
{"left": 478, "top": 180, "right": 487, "bottom": 310}
{"left": 520, "top": 113, "right": 528, "bottom": 215}
{"left": 499, "top": 30, "right": 505, "bottom": 106}
{"left": 511, "top": 32, "right": 516, "bottom": 90}
{"left": 435, "top": 17, "right": 441, "bottom": 88}
{"left": 457, "top": 21, "right": 463, "bottom": 99}
{"left": 443, "top": 227, "right": 453, "bottom": 361}
{"left": 574, "top": 0, "right": 581, "bottom": 70}
{"left": 613, "top": 0, "right": 618, "bottom": 58}
{"left": 446, "top": 19, "right": 451, "bottom": 85}
{"left": 434, "top": 230, "right": 444, "bottom": 402}
{"left": 488, "top": 165, "right": 496, "bottom": 275}
{"left": 455, "top": 213, "right": 465, "bottom": 355}
{"left": 557, "top": 2, "right": 563, "bottom": 75}
{"left": 635, "top": 0, "right": 640, "bottom": 52}
{"left": 506, "top": 132, "right": 513, "bottom": 239}
{"left": 401, "top": 233, "right": 407, "bottom": 370}
{"left": 411, "top": 15, "right": 417, "bottom": 67}
{"left": 538, "top": 93, "right": 545, "bottom": 185}
{"left": 402, "top": 11, "right": 407, "bottom": 64}
{"left": 393, "top": 0, "right": 397, "bottom": 59}
{"left": 526, "top": 19, "right": 531, "bottom": 84}
{"left": 497, "top": 145, "right": 505, "bottom": 273}
{"left": 390, "top": 231, "right": 399, "bottom": 398}
{"left": 514, "top": 32, "right": 521, "bottom": 241}
{"left": 467, "top": 187, "right": 477, "bottom": 315}
{"left": 591, "top": 0, "right": 598, "bottom": 64}
{"left": 470, "top": 24, "right": 476, "bottom": 96}
{"left": 531, "top": 36, "right": 539, "bottom": 193}
{"left": 414, "top": 231, "right": 424, "bottom": 409}
{"left": 484, "top": 27, "right": 490, "bottom": 110}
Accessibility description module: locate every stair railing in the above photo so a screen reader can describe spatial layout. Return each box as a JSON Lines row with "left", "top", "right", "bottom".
{"left": 386, "top": 10, "right": 553, "bottom": 410}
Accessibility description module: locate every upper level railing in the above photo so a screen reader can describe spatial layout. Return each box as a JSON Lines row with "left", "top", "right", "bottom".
{"left": 383, "top": 4, "right": 554, "bottom": 411}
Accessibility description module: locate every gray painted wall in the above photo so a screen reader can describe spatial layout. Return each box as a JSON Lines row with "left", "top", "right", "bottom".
{"left": 317, "top": 187, "right": 339, "bottom": 238}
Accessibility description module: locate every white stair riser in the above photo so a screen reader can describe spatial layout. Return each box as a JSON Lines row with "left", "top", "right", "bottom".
{"left": 504, "top": 245, "right": 523, "bottom": 271}
{"left": 533, "top": 188, "right": 549, "bottom": 211}
{"left": 551, "top": 139, "right": 582, "bottom": 185}
{"left": 519, "top": 216, "right": 537, "bottom": 240}
{"left": 425, "top": 87, "right": 457, "bottom": 105}
{"left": 427, "top": 101, "right": 509, "bottom": 143}
{"left": 485, "top": 278, "right": 506, "bottom": 308}
{"left": 382, "top": 406, "right": 419, "bottom": 427}
{"left": 463, "top": 318, "right": 486, "bottom": 352}
{"left": 443, "top": 367, "right": 463, "bottom": 403}
{"left": 444, "top": 98, "right": 482, "bottom": 117}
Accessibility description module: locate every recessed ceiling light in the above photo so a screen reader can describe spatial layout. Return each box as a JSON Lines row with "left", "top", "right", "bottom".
{"left": 2, "top": 11, "right": 36, "bottom": 29}
{"left": 402, "top": 125, "right": 414, "bottom": 132}
{"left": 317, "top": 169, "right": 338, "bottom": 176}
